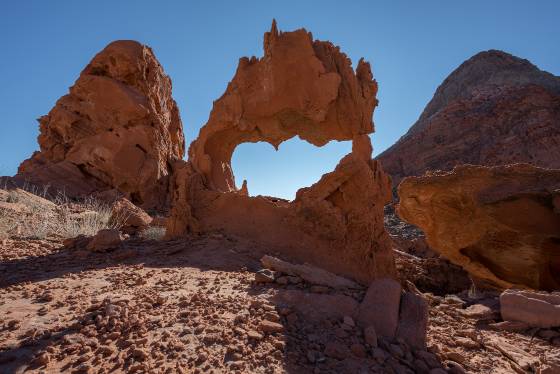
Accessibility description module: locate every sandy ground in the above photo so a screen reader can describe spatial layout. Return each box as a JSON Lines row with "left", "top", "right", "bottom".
{"left": 1, "top": 192, "right": 559, "bottom": 373}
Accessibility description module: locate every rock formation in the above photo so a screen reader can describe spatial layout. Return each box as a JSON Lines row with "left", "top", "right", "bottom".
{"left": 15, "top": 40, "right": 185, "bottom": 209}
{"left": 166, "top": 21, "right": 395, "bottom": 284}
{"left": 377, "top": 50, "right": 560, "bottom": 185}
{"left": 500, "top": 289, "right": 560, "bottom": 328}
{"left": 397, "top": 163, "right": 560, "bottom": 290}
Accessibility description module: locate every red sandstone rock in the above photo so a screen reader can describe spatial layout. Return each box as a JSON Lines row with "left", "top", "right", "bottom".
{"left": 356, "top": 278, "right": 401, "bottom": 338}
{"left": 500, "top": 289, "right": 560, "bottom": 328}
{"left": 111, "top": 198, "right": 152, "bottom": 234}
{"left": 261, "top": 255, "right": 361, "bottom": 289}
{"left": 397, "top": 163, "right": 560, "bottom": 290}
{"left": 16, "top": 40, "right": 185, "bottom": 209}
{"left": 87, "top": 229, "right": 122, "bottom": 252}
{"left": 188, "top": 20, "right": 377, "bottom": 192}
{"left": 378, "top": 50, "right": 560, "bottom": 185}
{"left": 166, "top": 22, "right": 395, "bottom": 284}
{"left": 395, "top": 292, "right": 428, "bottom": 350}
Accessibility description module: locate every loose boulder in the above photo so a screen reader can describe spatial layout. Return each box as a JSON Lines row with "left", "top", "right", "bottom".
{"left": 87, "top": 229, "right": 123, "bottom": 252}
{"left": 500, "top": 289, "right": 560, "bottom": 328}
{"left": 397, "top": 163, "right": 560, "bottom": 290}
{"left": 395, "top": 292, "right": 428, "bottom": 350}
{"left": 356, "top": 278, "right": 401, "bottom": 338}
{"left": 111, "top": 197, "right": 152, "bottom": 234}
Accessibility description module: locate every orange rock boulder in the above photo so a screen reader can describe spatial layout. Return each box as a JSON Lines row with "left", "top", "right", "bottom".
{"left": 166, "top": 22, "right": 395, "bottom": 284}
{"left": 397, "top": 164, "right": 560, "bottom": 290}
{"left": 16, "top": 40, "right": 185, "bottom": 210}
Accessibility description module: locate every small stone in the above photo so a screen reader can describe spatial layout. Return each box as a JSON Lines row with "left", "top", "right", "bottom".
{"left": 461, "top": 304, "right": 496, "bottom": 320}
{"left": 33, "top": 352, "right": 50, "bottom": 366}
{"left": 197, "top": 352, "right": 208, "bottom": 363}
{"left": 445, "top": 360, "right": 467, "bottom": 374}
{"left": 454, "top": 337, "right": 479, "bottom": 349}
{"left": 389, "top": 344, "right": 404, "bottom": 358}
{"left": 247, "top": 330, "right": 263, "bottom": 340}
{"left": 487, "top": 320, "right": 529, "bottom": 332}
{"left": 371, "top": 348, "right": 388, "bottom": 363}
{"left": 275, "top": 276, "right": 289, "bottom": 285}
{"left": 87, "top": 229, "right": 122, "bottom": 252}
{"left": 259, "top": 320, "right": 284, "bottom": 334}
{"left": 350, "top": 343, "right": 366, "bottom": 358}
{"left": 364, "top": 326, "right": 378, "bottom": 347}
{"left": 255, "top": 269, "right": 275, "bottom": 283}
{"left": 132, "top": 348, "right": 147, "bottom": 361}
{"left": 264, "top": 311, "right": 280, "bottom": 323}
{"left": 324, "top": 342, "right": 350, "bottom": 360}
{"left": 445, "top": 351, "right": 465, "bottom": 364}
{"left": 74, "top": 363, "right": 93, "bottom": 374}
{"left": 343, "top": 315, "right": 355, "bottom": 327}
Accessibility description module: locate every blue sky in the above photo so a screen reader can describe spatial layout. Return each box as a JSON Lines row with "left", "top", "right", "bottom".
{"left": 1, "top": 1, "right": 558, "bottom": 199}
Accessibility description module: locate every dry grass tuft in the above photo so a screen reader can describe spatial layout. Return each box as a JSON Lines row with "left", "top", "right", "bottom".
{"left": 140, "top": 226, "right": 166, "bottom": 241}
{"left": 0, "top": 188, "right": 126, "bottom": 240}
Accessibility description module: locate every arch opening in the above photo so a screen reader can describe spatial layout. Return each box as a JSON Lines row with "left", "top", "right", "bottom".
{"left": 231, "top": 138, "right": 352, "bottom": 200}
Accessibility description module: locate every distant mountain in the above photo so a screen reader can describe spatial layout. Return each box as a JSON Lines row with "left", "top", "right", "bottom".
{"left": 377, "top": 50, "right": 560, "bottom": 185}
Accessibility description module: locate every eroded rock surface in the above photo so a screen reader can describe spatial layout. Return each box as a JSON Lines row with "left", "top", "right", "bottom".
{"left": 378, "top": 50, "right": 560, "bottom": 185}
{"left": 15, "top": 40, "right": 185, "bottom": 209}
{"left": 166, "top": 22, "right": 395, "bottom": 284}
{"left": 188, "top": 20, "right": 378, "bottom": 192}
{"left": 397, "top": 163, "right": 560, "bottom": 290}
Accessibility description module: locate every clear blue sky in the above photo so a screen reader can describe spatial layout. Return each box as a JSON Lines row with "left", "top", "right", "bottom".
{"left": 1, "top": 1, "right": 558, "bottom": 199}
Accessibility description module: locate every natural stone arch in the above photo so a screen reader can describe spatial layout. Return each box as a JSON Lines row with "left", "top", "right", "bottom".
{"left": 188, "top": 20, "right": 378, "bottom": 192}
{"left": 167, "top": 22, "right": 395, "bottom": 284}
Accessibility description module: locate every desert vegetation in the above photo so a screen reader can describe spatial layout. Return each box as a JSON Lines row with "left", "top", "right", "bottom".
{"left": 0, "top": 182, "right": 126, "bottom": 241}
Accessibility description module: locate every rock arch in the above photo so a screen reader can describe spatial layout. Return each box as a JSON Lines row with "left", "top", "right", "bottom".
{"left": 166, "top": 22, "right": 395, "bottom": 284}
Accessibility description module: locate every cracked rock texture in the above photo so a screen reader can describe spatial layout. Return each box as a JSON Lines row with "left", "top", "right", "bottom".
{"left": 16, "top": 40, "right": 185, "bottom": 210}
{"left": 166, "top": 22, "right": 395, "bottom": 284}
{"left": 397, "top": 163, "right": 560, "bottom": 290}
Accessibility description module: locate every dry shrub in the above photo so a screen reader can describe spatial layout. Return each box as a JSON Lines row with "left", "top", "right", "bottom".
{"left": 55, "top": 195, "right": 127, "bottom": 238}
{"left": 0, "top": 188, "right": 126, "bottom": 239}
{"left": 141, "top": 226, "right": 166, "bottom": 241}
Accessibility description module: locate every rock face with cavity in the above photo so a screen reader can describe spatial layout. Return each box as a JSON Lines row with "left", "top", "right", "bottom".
{"left": 188, "top": 20, "right": 378, "bottom": 192}
{"left": 397, "top": 163, "right": 560, "bottom": 290}
{"left": 377, "top": 50, "right": 560, "bottom": 185}
{"left": 16, "top": 40, "right": 185, "bottom": 209}
{"left": 166, "top": 22, "right": 395, "bottom": 284}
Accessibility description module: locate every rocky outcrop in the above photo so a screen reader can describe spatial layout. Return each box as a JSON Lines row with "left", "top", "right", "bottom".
{"left": 166, "top": 22, "right": 395, "bottom": 284}
{"left": 397, "top": 163, "right": 560, "bottom": 290}
{"left": 15, "top": 40, "right": 185, "bottom": 210}
{"left": 377, "top": 50, "right": 560, "bottom": 185}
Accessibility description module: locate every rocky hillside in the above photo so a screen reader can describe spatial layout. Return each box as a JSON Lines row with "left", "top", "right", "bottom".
{"left": 377, "top": 50, "right": 560, "bottom": 185}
